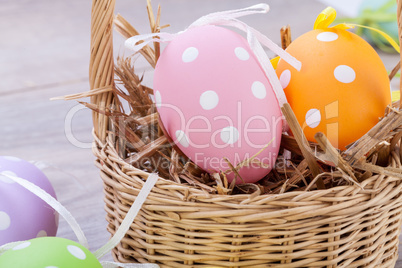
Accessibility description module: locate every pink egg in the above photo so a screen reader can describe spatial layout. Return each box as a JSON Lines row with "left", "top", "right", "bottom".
{"left": 0, "top": 156, "right": 58, "bottom": 245}
{"left": 154, "top": 25, "right": 282, "bottom": 184}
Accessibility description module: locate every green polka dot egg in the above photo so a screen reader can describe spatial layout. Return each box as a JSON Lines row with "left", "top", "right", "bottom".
{"left": 0, "top": 237, "right": 101, "bottom": 268}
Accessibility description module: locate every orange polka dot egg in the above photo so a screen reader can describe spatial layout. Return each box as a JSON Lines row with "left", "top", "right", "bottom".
{"left": 276, "top": 28, "right": 391, "bottom": 150}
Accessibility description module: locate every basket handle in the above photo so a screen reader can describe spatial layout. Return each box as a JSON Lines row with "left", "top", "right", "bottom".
{"left": 89, "top": 0, "right": 116, "bottom": 142}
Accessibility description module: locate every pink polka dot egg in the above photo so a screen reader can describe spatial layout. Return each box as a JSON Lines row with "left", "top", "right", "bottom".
{"left": 0, "top": 237, "right": 101, "bottom": 267}
{"left": 0, "top": 156, "right": 58, "bottom": 245}
{"left": 154, "top": 25, "right": 282, "bottom": 184}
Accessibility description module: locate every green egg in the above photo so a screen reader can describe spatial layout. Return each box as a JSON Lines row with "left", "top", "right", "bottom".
{"left": 0, "top": 237, "right": 102, "bottom": 268}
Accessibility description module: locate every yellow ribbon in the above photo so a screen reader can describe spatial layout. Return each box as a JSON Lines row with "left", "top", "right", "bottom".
{"left": 392, "top": 91, "right": 400, "bottom": 102}
{"left": 271, "top": 6, "right": 400, "bottom": 68}
{"left": 314, "top": 7, "right": 400, "bottom": 53}
{"left": 270, "top": 56, "right": 280, "bottom": 69}
{"left": 314, "top": 6, "right": 339, "bottom": 29}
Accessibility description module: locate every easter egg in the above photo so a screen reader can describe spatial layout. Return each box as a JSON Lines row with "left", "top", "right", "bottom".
{"left": 0, "top": 156, "right": 58, "bottom": 244}
{"left": 0, "top": 237, "right": 101, "bottom": 267}
{"left": 154, "top": 25, "right": 282, "bottom": 184}
{"left": 276, "top": 28, "right": 391, "bottom": 149}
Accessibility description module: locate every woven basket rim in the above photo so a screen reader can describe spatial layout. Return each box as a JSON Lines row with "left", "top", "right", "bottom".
{"left": 97, "top": 128, "right": 402, "bottom": 266}
{"left": 94, "top": 131, "right": 390, "bottom": 203}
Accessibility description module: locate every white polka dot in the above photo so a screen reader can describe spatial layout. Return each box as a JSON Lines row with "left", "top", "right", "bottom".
{"left": 235, "top": 47, "right": 250, "bottom": 61}
{"left": 334, "top": 65, "right": 356, "bottom": 83}
{"left": 251, "top": 81, "right": 267, "bottom": 99}
{"left": 317, "top": 32, "right": 338, "bottom": 42}
{"left": 182, "top": 47, "right": 198, "bottom": 63}
{"left": 0, "top": 171, "right": 17, "bottom": 184}
{"left": 37, "top": 230, "right": 47, "bottom": 237}
{"left": 3, "top": 156, "right": 21, "bottom": 161}
{"left": 13, "top": 242, "right": 31, "bottom": 250}
{"left": 220, "top": 127, "right": 239, "bottom": 144}
{"left": 0, "top": 211, "right": 10, "bottom": 230}
{"left": 305, "top": 109, "right": 321, "bottom": 128}
{"left": 175, "top": 130, "right": 190, "bottom": 148}
{"left": 279, "top": 69, "right": 291, "bottom": 89}
{"left": 154, "top": 90, "right": 162, "bottom": 108}
{"left": 67, "top": 245, "right": 86, "bottom": 260}
{"left": 200, "top": 91, "right": 219, "bottom": 110}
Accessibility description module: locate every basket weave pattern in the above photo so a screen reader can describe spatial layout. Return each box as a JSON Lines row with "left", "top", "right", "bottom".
{"left": 94, "top": 134, "right": 402, "bottom": 267}
{"left": 89, "top": 0, "right": 402, "bottom": 267}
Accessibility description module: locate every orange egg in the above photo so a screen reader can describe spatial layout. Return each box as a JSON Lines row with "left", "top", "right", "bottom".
{"left": 276, "top": 28, "right": 391, "bottom": 150}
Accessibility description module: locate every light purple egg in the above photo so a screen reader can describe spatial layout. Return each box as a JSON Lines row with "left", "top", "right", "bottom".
{"left": 0, "top": 156, "right": 58, "bottom": 245}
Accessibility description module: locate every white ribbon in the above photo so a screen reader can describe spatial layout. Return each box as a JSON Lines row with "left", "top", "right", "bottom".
{"left": 0, "top": 171, "right": 89, "bottom": 248}
{"left": 0, "top": 241, "right": 25, "bottom": 256}
{"left": 0, "top": 172, "right": 160, "bottom": 267}
{"left": 94, "top": 173, "right": 159, "bottom": 259}
{"left": 125, "top": 3, "right": 301, "bottom": 110}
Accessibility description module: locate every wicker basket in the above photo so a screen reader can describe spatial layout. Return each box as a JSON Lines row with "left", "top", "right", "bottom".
{"left": 89, "top": 0, "right": 402, "bottom": 267}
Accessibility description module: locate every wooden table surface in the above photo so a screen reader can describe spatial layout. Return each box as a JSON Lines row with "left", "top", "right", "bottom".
{"left": 1, "top": 0, "right": 401, "bottom": 266}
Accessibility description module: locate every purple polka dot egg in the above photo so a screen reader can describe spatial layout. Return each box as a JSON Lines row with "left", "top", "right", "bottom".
{"left": 0, "top": 156, "right": 58, "bottom": 245}
{"left": 154, "top": 25, "right": 282, "bottom": 184}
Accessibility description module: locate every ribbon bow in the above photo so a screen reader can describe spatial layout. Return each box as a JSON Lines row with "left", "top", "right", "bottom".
{"left": 271, "top": 6, "right": 400, "bottom": 69}
{"left": 125, "top": 3, "right": 302, "bottom": 110}
{"left": 314, "top": 7, "right": 400, "bottom": 53}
